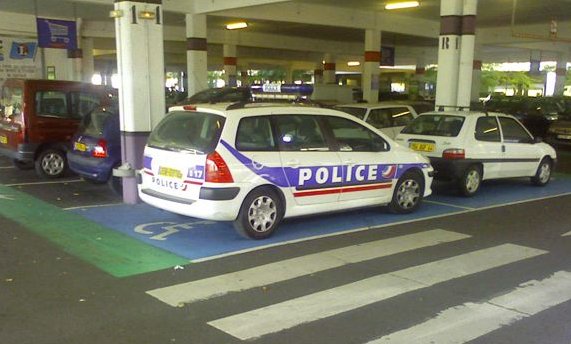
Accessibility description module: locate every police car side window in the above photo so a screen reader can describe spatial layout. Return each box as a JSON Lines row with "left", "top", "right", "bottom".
{"left": 236, "top": 116, "right": 276, "bottom": 151}
{"left": 325, "top": 116, "right": 388, "bottom": 152}
{"left": 275, "top": 115, "right": 329, "bottom": 151}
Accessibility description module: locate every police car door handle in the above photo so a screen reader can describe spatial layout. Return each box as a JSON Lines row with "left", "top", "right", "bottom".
{"left": 502, "top": 145, "right": 506, "bottom": 152}
{"left": 286, "top": 159, "right": 300, "bottom": 167}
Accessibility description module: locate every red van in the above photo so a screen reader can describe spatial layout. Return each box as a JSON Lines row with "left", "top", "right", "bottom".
{"left": 0, "top": 79, "right": 115, "bottom": 178}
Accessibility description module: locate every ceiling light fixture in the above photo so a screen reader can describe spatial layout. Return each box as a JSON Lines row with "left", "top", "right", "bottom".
{"left": 347, "top": 61, "right": 361, "bottom": 67}
{"left": 385, "top": 1, "right": 420, "bottom": 10}
{"left": 226, "top": 22, "right": 248, "bottom": 30}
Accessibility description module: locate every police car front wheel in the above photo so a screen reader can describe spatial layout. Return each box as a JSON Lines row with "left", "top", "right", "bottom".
{"left": 234, "top": 187, "right": 284, "bottom": 240}
{"left": 389, "top": 171, "right": 424, "bottom": 214}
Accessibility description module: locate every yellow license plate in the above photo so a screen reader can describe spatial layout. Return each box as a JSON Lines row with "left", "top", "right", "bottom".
{"left": 158, "top": 166, "right": 183, "bottom": 179}
{"left": 410, "top": 142, "right": 435, "bottom": 152}
{"left": 74, "top": 142, "right": 87, "bottom": 152}
{"left": 0, "top": 135, "right": 6, "bottom": 144}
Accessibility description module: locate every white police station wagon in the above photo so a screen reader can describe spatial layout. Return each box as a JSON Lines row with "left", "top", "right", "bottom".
{"left": 138, "top": 103, "right": 434, "bottom": 239}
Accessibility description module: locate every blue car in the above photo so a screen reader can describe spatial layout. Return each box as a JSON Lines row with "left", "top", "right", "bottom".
{"left": 67, "top": 106, "right": 122, "bottom": 194}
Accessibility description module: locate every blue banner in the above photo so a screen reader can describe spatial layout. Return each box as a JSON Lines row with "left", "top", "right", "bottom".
{"left": 9, "top": 42, "right": 37, "bottom": 60}
{"left": 36, "top": 18, "right": 77, "bottom": 50}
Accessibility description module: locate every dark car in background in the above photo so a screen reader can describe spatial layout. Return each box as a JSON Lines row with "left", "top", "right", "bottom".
{"left": 486, "top": 95, "right": 567, "bottom": 138}
{"left": 67, "top": 106, "right": 122, "bottom": 194}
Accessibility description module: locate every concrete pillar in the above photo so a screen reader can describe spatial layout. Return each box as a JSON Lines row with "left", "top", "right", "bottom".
{"left": 285, "top": 65, "right": 294, "bottom": 84}
{"left": 362, "top": 29, "right": 381, "bottom": 103}
{"left": 313, "top": 62, "right": 324, "bottom": 84}
{"left": 43, "top": 49, "right": 71, "bottom": 80}
{"left": 554, "top": 54, "right": 568, "bottom": 96}
{"left": 81, "top": 37, "right": 95, "bottom": 83}
{"left": 114, "top": 0, "right": 166, "bottom": 204}
{"left": 415, "top": 55, "right": 426, "bottom": 100}
{"left": 223, "top": 44, "right": 237, "bottom": 87}
{"left": 471, "top": 59, "right": 482, "bottom": 101}
{"left": 435, "top": 0, "right": 463, "bottom": 111}
{"left": 323, "top": 54, "right": 336, "bottom": 84}
{"left": 457, "top": 0, "right": 477, "bottom": 109}
{"left": 67, "top": 48, "right": 83, "bottom": 82}
{"left": 185, "top": 13, "right": 208, "bottom": 97}
{"left": 240, "top": 70, "right": 249, "bottom": 86}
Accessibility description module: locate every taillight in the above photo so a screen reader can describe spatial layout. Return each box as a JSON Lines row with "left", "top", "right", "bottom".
{"left": 92, "top": 139, "right": 108, "bottom": 158}
{"left": 442, "top": 148, "right": 465, "bottom": 160}
{"left": 205, "top": 151, "right": 233, "bottom": 183}
{"left": 183, "top": 105, "right": 197, "bottom": 111}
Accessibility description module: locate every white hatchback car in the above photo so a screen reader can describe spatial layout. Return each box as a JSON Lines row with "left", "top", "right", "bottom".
{"left": 395, "top": 111, "right": 557, "bottom": 196}
{"left": 138, "top": 103, "right": 434, "bottom": 239}
{"left": 335, "top": 102, "right": 432, "bottom": 139}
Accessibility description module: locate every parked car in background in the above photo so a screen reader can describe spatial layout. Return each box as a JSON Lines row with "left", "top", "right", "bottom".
{"left": 0, "top": 79, "right": 115, "bottom": 178}
{"left": 67, "top": 106, "right": 122, "bottom": 194}
{"left": 334, "top": 101, "right": 432, "bottom": 139}
{"left": 174, "top": 87, "right": 251, "bottom": 108}
{"left": 395, "top": 111, "right": 556, "bottom": 196}
{"left": 138, "top": 103, "right": 434, "bottom": 239}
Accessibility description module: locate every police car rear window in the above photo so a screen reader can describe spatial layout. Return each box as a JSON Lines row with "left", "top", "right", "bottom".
{"left": 148, "top": 111, "right": 225, "bottom": 154}
{"left": 335, "top": 106, "right": 367, "bottom": 120}
{"left": 402, "top": 114, "right": 464, "bottom": 137}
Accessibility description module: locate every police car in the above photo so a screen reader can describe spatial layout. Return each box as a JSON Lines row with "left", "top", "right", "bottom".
{"left": 138, "top": 103, "right": 434, "bottom": 239}
{"left": 395, "top": 111, "right": 557, "bottom": 196}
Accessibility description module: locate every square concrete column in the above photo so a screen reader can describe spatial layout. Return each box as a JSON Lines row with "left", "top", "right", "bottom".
{"left": 554, "top": 54, "right": 569, "bottom": 96}
{"left": 81, "top": 38, "right": 95, "bottom": 83}
{"left": 314, "top": 62, "right": 324, "bottom": 84}
{"left": 186, "top": 13, "right": 208, "bottom": 97}
{"left": 362, "top": 29, "right": 381, "bottom": 103}
{"left": 114, "top": 0, "right": 166, "bottom": 204}
{"left": 456, "top": 0, "right": 478, "bottom": 109}
{"left": 435, "top": 0, "right": 463, "bottom": 110}
{"left": 323, "top": 54, "right": 336, "bottom": 84}
{"left": 224, "top": 44, "right": 238, "bottom": 87}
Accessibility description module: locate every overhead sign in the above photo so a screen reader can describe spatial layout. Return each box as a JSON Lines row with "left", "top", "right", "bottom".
{"left": 36, "top": 18, "right": 77, "bottom": 50}
{"left": 9, "top": 41, "right": 37, "bottom": 60}
{"left": 0, "top": 36, "right": 41, "bottom": 88}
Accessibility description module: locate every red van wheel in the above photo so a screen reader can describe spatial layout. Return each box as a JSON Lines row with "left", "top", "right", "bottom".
{"left": 35, "top": 149, "right": 67, "bottom": 179}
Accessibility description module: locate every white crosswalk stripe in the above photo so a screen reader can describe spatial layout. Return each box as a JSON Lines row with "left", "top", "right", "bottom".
{"left": 207, "top": 244, "right": 547, "bottom": 340}
{"left": 369, "top": 270, "right": 571, "bottom": 344}
{"left": 146, "top": 229, "right": 470, "bottom": 307}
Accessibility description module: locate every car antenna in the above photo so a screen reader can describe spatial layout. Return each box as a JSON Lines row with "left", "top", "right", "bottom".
{"left": 482, "top": 94, "right": 491, "bottom": 116}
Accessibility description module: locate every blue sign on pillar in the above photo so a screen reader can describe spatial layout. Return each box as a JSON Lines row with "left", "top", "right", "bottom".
{"left": 36, "top": 18, "right": 77, "bottom": 50}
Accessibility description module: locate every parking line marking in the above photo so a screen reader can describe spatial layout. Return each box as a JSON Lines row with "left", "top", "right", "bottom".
{"left": 563, "top": 231, "right": 571, "bottom": 237}
{"left": 370, "top": 271, "right": 571, "bottom": 344}
{"left": 147, "top": 229, "right": 471, "bottom": 307}
{"left": 425, "top": 200, "right": 475, "bottom": 210}
{"left": 63, "top": 203, "right": 123, "bottom": 211}
{"left": 208, "top": 244, "right": 547, "bottom": 340}
{"left": 5, "top": 179, "right": 83, "bottom": 187}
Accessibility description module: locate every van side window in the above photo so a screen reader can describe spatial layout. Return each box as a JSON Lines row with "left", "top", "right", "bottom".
{"left": 325, "top": 116, "right": 389, "bottom": 152}
{"left": 275, "top": 115, "right": 328, "bottom": 151}
{"left": 36, "top": 91, "right": 69, "bottom": 118}
{"left": 475, "top": 117, "right": 500, "bottom": 142}
{"left": 236, "top": 116, "right": 276, "bottom": 151}
{"left": 71, "top": 92, "right": 101, "bottom": 118}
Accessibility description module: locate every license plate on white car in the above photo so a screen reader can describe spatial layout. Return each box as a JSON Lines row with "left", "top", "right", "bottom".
{"left": 0, "top": 135, "right": 7, "bottom": 144}
{"left": 410, "top": 142, "right": 435, "bottom": 152}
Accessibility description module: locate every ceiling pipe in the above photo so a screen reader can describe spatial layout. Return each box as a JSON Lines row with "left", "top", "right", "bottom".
{"left": 511, "top": 0, "right": 571, "bottom": 43}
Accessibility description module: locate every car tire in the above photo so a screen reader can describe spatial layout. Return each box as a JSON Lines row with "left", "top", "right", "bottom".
{"left": 35, "top": 148, "right": 67, "bottom": 179}
{"left": 12, "top": 159, "right": 33, "bottom": 170}
{"left": 531, "top": 157, "right": 552, "bottom": 187}
{"left": 458, "top": 165, "right": 482, "bottom": 197}
{"left": 233, "top": 187, "right": 283, "bottom": 240}
{"left": 388, "top": 171, "right": 424, "bottom": 214}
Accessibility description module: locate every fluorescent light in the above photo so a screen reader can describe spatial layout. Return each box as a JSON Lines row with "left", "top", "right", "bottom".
{"left": 226, "top": 22, "right": 248, "bottom": 30}
{"left": 347, "top": 61, "right": 361, "bottom": 67}
{"left": 385, "top": 1, "right": 420, "bottom": 10}
{"left": 138, "top": 10, "right": 156, "bottom": 20}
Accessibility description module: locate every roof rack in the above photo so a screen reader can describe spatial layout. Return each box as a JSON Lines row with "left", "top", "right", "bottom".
{"left": 435, "top": 105, "right": 471, "bottom": 112}
{"left": 225, "top": 98, "right": 323, "bottom": 110}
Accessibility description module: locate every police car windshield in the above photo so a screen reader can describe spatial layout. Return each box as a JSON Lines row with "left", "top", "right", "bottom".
{"left": 147, "top": 111, "right": 225, "bottom": 154}
{"left": 335, "top": 106, "right": 367, "bottom": 120}
{"left": 402, "top": 114, "right": 465, "bottom": 137}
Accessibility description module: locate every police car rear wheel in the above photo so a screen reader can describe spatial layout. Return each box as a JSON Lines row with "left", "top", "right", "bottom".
{"left": 389, "top": 172, "right": 423, "bottom": 214}
{"left": 234, "top": 188, "right": 283, "bottom": 239}
{"left": 531, "top": 158, "right": 552, "bottom": 186}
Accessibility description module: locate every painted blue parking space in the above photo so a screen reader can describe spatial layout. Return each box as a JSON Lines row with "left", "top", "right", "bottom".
{"left": 71, "top": 176, "right": 571, "bottom": 261}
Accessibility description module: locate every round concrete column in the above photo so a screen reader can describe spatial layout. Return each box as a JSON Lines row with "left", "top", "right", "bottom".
{"left": 323, "top": 54, "right": 336, "bottom": 84}
{"left": 471, "top": 59, "right": 482, "bottom": 101}
{"left": 185, "top": 14, "right": 208, "bottom": 97}
{"left": 435, "top": 0, "right": 463, "bottom": 110}
{"left": 224, "top": 44, "right": 238, "bottom": 87}
{"left": 362, "top": 29, "right": 381, "bottom": 103}
{"left": 457, "top": 0, "right": 478, "bottom": 109}
{"left": 314, "top": 63, "right": 324, "bottom": 84}
{"left": 554, "top": 54, "right": 568, "bottom": 96}
{"left": 113, "top": 0, "right": 166, "bottom": 204}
